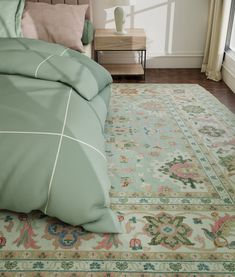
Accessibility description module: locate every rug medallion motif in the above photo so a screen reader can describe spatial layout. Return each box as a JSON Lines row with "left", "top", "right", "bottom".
{"left": 0, "top": 84, "right": 235, "bottom": 276}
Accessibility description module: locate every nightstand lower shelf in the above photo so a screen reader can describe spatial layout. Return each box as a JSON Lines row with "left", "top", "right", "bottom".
{"left": 103, "top": 64, "right": 144, "bottom": 76}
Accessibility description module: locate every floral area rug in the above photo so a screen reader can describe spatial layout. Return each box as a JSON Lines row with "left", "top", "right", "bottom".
{"left": 0, "top": 84, "right": 235, "bottom": 276}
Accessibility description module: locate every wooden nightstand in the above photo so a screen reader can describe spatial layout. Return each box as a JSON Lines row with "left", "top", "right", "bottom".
{"left": 94, "top": 29, "right": 146, "bottom": 78}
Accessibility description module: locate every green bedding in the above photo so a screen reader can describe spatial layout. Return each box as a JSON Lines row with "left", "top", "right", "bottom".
{"left": 0, "top": 38, "right": 121, "bottom": 233}
{"left": 0, "top": 0, "right": 25, "bottom": 38}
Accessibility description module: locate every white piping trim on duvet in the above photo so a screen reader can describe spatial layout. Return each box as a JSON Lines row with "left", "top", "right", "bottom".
{"left": 0, "top": 131, "right": 58, "bottom": 136}
{"left": 34, "top": 48, "right": 68, "bottom": 78}
{"left": 44, "top": 88, "right": 72, "bottom": 214}
{"left": 35, "top": 55, "right": 54, "bottom": 78}
{"left": 63, "top": 134, "right": 107, "bottom": 161}
{"left": 60, "top": 48, "right": 69, "bottom": 56}
{"left": 0, "top": 132, "right": 106, "bottom": 161}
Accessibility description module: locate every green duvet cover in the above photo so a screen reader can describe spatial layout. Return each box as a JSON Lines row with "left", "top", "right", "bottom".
{"left": 0, "top": 38, "right": 122, "bottom": 233}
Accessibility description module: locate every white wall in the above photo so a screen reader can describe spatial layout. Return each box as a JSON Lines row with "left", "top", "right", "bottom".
{"left": 91, "top": 0, "right": 210, "bottom": 68}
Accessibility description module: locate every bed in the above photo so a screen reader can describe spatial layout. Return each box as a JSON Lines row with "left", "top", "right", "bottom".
{"left": 0, "top": 0, "right": 122, "bottom": 233}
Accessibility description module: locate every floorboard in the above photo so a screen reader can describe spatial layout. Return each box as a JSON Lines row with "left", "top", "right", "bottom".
{"left": 113, "top": 69, "right": 235, "bottom": 114}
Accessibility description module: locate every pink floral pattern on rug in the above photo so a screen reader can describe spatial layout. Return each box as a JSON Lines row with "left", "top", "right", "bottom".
{"left": 0, "top": 84, "right": 235, "bottom": 276}
{"left": 159, "top": 156, "right": 203, "bottom": 188}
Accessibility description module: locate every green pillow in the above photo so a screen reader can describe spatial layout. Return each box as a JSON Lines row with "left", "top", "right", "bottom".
{"left": 82, "top": 20, "right": 94, "bottom": 45}
{"left": 0, "top": 0, "right": 25, "bottom": 38}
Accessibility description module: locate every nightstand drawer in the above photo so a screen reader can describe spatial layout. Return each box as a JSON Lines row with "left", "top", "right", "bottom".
{"left": 94, "top": 29, "right": 146, "bottom": 50}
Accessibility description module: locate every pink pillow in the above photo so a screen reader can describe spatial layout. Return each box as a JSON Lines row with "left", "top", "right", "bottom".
{"left": 22, "top": 2, "right": 88, "bottom": 52}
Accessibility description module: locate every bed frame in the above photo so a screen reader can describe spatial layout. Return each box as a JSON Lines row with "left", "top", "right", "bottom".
{"left": 26, "top": 0, "right": 93, "bottom": 22}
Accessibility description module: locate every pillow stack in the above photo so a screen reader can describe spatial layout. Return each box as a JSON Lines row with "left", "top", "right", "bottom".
{"left": 0, "top": 0, "right": 94, "bottom": 52}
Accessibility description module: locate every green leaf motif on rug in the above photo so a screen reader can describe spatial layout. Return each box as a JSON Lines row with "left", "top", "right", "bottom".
{"left": 219, "top": 155, "right": 235, "bottom": 173}
{"left": 182, "top": 105, "right": 205, "bottom": 114}
{"left": 4, "top": 260, "right": 17, "bottom": 270}
{"left": 116, "top": 261, "right": 128, "bottom": 271}
{"left": 197, "top": 263, "right": 210, "bottom": 271}
{"left": 143, "top": 263, "right": 155, "bottom": 271}
{"left": 61, "top": 261, "right": 74, "bottom": 270}
{"left": 169, "top": 263, "right": 182, "bottom": 272}
{"left": 143, "top": 212, "right": 194, "bottom": 250}
{"left": 159, "top": 155, "right": 203, "bottom": 189}
{"left": 223, "top": 262, "right": 235, "bottom": 272}
{"left": 32, "top": 261, "right": 44, "bottom": 269}
{"left": 1, "top": 84, "right": 235, "bottom": 275}
{"left": 199, "top": 126, "right": 226, "bottom": 137}
{"left": 202, "top": 228, "right": 216, "bottom": 241}
{"left": 90, "top": 262, "right": 101, "bottom": 270}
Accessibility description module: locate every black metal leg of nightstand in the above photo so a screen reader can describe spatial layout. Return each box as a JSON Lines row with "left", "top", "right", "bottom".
{"left": 143, "top": 50, "right": 147, "bottom": 80}
{"left": 140, "top": 50, "right": 144, "bottom": 80}
{"left": 140, "top": 50, "right": 143, "bottom": 67}
{"left": 95, "top": 50, "right": 99, "bottom": 63}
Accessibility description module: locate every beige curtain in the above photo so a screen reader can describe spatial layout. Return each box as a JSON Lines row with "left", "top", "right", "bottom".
{"left": 201, "top": 0, "right": 232, "bottom": 81}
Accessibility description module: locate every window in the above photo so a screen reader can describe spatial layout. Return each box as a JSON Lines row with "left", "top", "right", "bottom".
{"left": 230, "top": 12, "right": 235, "bottom": 51}
{"left": 226, "top": 0, "right": 235, "bottom": 51}
{"left": 225, "top": 0, "right": 235, "bottom": 52}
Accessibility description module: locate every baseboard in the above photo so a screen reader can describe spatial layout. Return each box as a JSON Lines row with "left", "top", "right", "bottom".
{"left": 222, "top": 51, "right": 235, "bottom": 94}
{"left": 98, "top": 52, "right": 204, "bottom": 69}
{"left": 147, "top": 53, "right": 204, "bottom": 68}
{"left": 222, "top": 65, "right": 235, "bottom": 93}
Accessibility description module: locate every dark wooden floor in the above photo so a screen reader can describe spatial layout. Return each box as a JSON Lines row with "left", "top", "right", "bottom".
{"left": 113, "top": 69, "right": 235, "bottom": 114}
